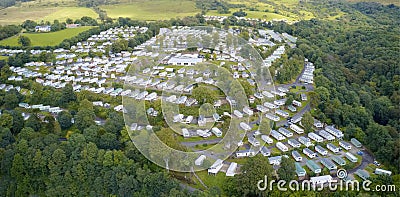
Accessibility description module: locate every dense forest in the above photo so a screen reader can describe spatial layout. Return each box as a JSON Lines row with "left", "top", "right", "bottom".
{"left": 272, "top": 2, "right": 399, "bottom": 173}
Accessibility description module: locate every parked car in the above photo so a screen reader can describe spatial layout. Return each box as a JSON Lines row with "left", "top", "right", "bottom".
{"left": 357, "top": 151, "right": 364, "bottom": 156}
{"left": 373, "top": 160, "right": 381, "bottom": 166}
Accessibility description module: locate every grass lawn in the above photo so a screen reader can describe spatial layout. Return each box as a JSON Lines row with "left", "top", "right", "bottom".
{"left": 0, "top": 56, "right": 8, "bottom": 60}
{"left": 41, "top": 7, "right": 98, "bottom": 22}
{"left": 100, "top": 0, "right": 200, "bottom": 21}
{"left": 195, "top": 170, "right": 231, "bottom": 191}
{"left": 0, "top": 26, "right": 95, "bottom": 47}
{"left": 0, "top": 6, "right": 97, "bottom": 25}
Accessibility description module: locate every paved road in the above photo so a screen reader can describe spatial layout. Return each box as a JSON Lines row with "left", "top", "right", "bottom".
{"left": 181, "top": 138, "right": 222, "bottom": 147}
{"left": 276, "top": 102, "right": 311, "bottom": 127}
{"left": 347, "top": 149, "right": 374, "bottom": 174}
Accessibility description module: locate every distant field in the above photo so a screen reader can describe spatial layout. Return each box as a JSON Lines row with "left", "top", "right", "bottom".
{"left": 0, "top": 6, "right": 97, "bottom": 25}
{"left": 0, "top": 26, "right": 94, "bottom": 47}
{"left": 100, "top": 0, "right": 200, "bottom": 20}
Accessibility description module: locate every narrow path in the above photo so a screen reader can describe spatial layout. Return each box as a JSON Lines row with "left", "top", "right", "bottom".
{"left": 191, "top": 167, "right": 208, "bottom": 189}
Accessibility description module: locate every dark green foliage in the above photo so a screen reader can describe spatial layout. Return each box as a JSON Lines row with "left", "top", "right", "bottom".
{"left": 0, "top": 25, "right": 21, "bottom": 40}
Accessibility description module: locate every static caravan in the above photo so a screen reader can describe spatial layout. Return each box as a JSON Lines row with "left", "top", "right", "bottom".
{"left": 266, "top": 113, "right": 280, "bottom": 121}
{"left": 276, "top": 142, "right": 289, "bottom": 152}
{"left": 278, "top": 127, "right": 293, "bottom": 137}
{"left": 374, "top": 168, "right": 392, "bottom": 176}
{"left": 270, "top": 130, "right": 285, "bottom": 141}
{"left": 325, "top": 126, "right": 344, "bottom": 138}
{"left": 240, "top": 122, "right": 252, "bottom": 131}
{"left": 211, "top": 127, "right": 222, "bottom": 137}
{"left": 261, "top": 135, "right": 273, "bottom": 144}
{"left": 299, "top": 136, "right": 313, "bottom": 147}
{"left": 327, "top": 143, "right": 340, "bottom": 153}
{"left": 234, "top": 110, "right": 244, "bottom": 118}
{"left": 345, "top": 152, "right": 358, "bottom": 163}
{"left": 288, "top": 139, "right": 301, "bottom": 148}
{"left": 292, "top": 100, "right": 302, "bottom": 107}
{"left": 208, "top": 159, "right": 223, "bottom": 175}
{"left": 339, "top": 141, "right": 352, "bottom": 150}
{"left": 185, "top": 116, "right": 194, "bottom": 124}
{"left": 236, "top": 149, "right": 256, "bottom": 158}
{"left": 303, "top": 148, "right": 316, "bottom": 158}
{"left": 268, "top": 156, "right": 282, "bottom": 165}
{"left": 260, "top": 146, "right": 271, "bottom": 156}
{"left": 195, "top": 155, "right": 206, "bottom": 166}
{"left": 182, "top": 128, "right": 190, "bottom": 138}
{"left": 308, "top": 132, "right": 324, "bottom": 143}
{"left": 198, "top": 115, "right": 206, "bottom": 127}
{"left": 295, "top": 162, "right": 306, "bottom": 177}
{"left": 310, "top": 175, "right": 333, "bottom": 186}
{"left": 351, "top": 138, "right": 362, "bottom": 148}
{"left": 319, "top": 130, "right": 335, "bottom": 141}
{"left": 226, "top": 162, "right": 237, "bottom": 177}
{"left": 264, "top": 102, "right": 277, "bottom": 109}
{"left": 292, "top": 150, "right": 302, "bottom": 162}
{"left": 320, "top": 158, "right": 337, "bottom": 171}
{"left": 243, "top": 106, "right": 254, "bottom": 116}
{"left": 290, "top": 124, "right": 304, "bottom": 134}
{"left": 144, "top": 92, "right": 157, "bottom": 101}
{"left": 331, "top": 156, "right": 346, "bottom": 166}
{"left": 355, "top": 170, "right": 370, "bottom": 181}
{"left": 315, "top": 145, "right": 328, "bottom": 156}
{"left": 256, "top": 105, "right": 269, "bottom": 113}
{"left": 248, "top": 136, "right": 260, "bottom": 146}
{"left": 197, "top": 129, "right": 211, "bottom": 138}
{"left": 275, "top": 109, "right": 289, "bottom": 118}
{"left": 306, "top": 160, "right": 322, "bottom": 174}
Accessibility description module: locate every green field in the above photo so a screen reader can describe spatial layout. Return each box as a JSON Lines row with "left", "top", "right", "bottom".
{"left": 0, "top": 6, "right": 97, "bottom": 25}
{"left": 0, "top": 26, "right": 94, "bottom": 47}
{"left": 100, "top": 0, "right": 200, "bottom": 21}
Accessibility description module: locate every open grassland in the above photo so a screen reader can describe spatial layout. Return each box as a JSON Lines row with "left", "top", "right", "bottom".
{"left": 100, "top": 0, "right": 200, "bottom": 20}
{"left": 207, "top": 0, "right": 315, "bottom": 21}
{"left": 0, "top": 4, "right": 97, "bottom": 25}
{"left": 0, "top": 26, "right": 94, "bottom": 46}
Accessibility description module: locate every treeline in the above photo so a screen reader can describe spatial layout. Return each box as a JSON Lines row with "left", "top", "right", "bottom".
{"left": 0, "top": 25, "right": 21, "bottom": 40}
{"left": 195, "top": 0, "right": 245, "bottom": 14}
{"left": 0, "top": 0, "right": 33, "bottom": 8}
{"left": 273, "top": 2, "right": 400, "bottom": 172}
